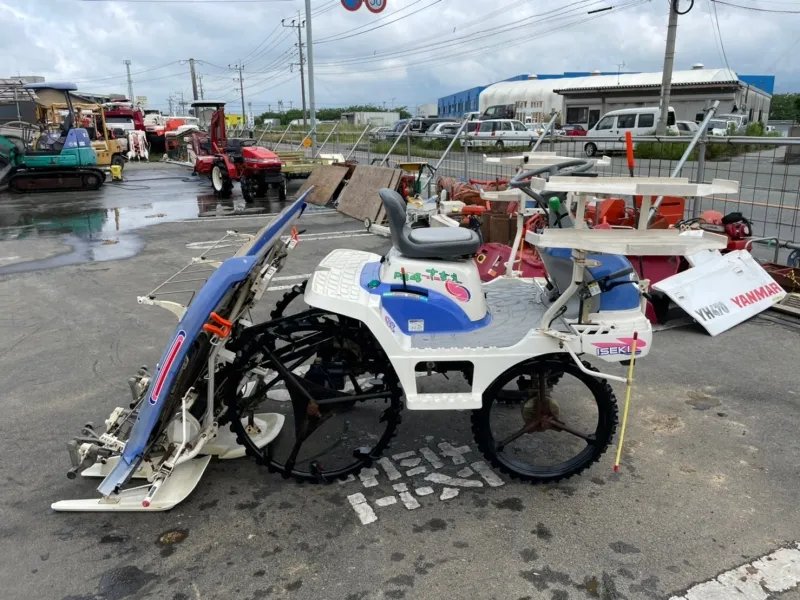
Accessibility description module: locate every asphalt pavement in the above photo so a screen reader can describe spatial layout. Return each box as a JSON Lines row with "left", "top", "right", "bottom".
{"left": 1, "top": 166, "right": 799, "bottom": 600}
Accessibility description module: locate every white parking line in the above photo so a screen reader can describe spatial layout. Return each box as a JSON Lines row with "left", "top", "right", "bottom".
{"left": 669, "top": 544, "right": 800, "bottom": 600}
{"left": 177, "top": 209, "right": 338, "bottom": 223}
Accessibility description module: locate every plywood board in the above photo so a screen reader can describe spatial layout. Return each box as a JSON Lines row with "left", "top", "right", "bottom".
{"left": 373, "top": 168, "right": 404, "bottom": 225}
{"left": 297, "top": 165, "right": 349, "bottom": 206}
{"left": 336, "top": 165, "right": 402, "bottom": 222}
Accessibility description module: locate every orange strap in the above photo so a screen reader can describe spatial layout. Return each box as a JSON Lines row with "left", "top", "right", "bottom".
{"left": 203, "top": 312, "right": 233, "bottom": 338}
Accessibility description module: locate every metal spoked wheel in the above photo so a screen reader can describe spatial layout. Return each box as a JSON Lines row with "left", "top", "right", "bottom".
{"left": 471, "top": 354, "right": 618, "bottom": 483}
{"left": 224, "top": 309, "right": 403, "bottom": 483}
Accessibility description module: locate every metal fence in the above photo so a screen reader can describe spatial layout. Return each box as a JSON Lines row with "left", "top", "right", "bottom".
{"left": 254, "top": 126, "right": 800, "bottom": 249}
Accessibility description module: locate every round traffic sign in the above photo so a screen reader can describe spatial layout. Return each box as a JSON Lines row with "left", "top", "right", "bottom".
{"left": 341, "top": 0, "right": 362, "bottom": 10}
{"left": 365, "top": 0, "right": 387, "bottom": 13}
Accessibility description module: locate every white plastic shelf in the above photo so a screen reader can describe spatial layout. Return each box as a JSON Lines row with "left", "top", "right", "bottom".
{"left": 483, "top": 152, "right": 612, "bottom": 167}
{"left": 525, "top": 228, "right": 729, "bottom": 256}
{"left": 479, "top": 188, "right": 527, "bottom": 202}
{"left": 542, "top": 176, "right": 739, "bottom": 198}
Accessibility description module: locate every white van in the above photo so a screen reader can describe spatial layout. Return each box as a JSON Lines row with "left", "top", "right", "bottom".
{"left": 584, "top": 106, "right": 677, "bottom": 156}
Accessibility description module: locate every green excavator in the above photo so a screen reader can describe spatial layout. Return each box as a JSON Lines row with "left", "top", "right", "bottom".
{"left": 0, "top": 82, "right": 105, "bottom": 193}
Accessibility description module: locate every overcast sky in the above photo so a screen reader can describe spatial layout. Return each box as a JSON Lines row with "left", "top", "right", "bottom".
{"left": 1, "top": 0, "right": 796, "bottom": 115}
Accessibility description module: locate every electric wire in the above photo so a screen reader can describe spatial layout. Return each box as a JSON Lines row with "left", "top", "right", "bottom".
{"left": 315, "top": 0, "right": 602, "bottom": 67}
{"left": 314, "top": 0, "right": 440, "bottom": 43}
{"left": 709, "top": 0, "right": 733, "bottom": 73}
{"left": 711, "top": 0, "right": 800, "bottom": 11}
{"left": 316, "top": 0, "right": 630, "bottom": 73}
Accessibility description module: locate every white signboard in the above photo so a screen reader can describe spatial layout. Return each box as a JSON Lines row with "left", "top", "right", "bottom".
{"left": 135, "top": 96, "right": 148, "bottom": 108}
{"left": 653, "top": 249, "right": 786, "bottom": 336}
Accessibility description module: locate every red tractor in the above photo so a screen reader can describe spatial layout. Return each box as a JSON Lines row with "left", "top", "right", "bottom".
{"left": 191, "top": 101, "right": 286, "bottom": 202}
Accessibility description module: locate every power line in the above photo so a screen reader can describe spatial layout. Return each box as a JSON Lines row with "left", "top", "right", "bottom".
{"left": 315, "top": 0, "right": 435, "bottom": 43}
{"left": 72, "top": 60, "right": 180, "bottom": 83}
{"left": 80, "top": 0, "right": 293, "bottom": 3}
{"left": 709, "top": 0, "right": 733, "bottom": 72}
{"left": 316, "top": 0, "right": 604, "bottom": 68}
{"left": 316, "top": 0, "right": 647, "bottom": 77}
{"left": 710, "top": 0, "right": 800, "bottom": 11}
{"left": 705, "top": 0, "right": 727, "bottom": 69}
{"left": 315, "top": 0, "right": 444, "bottom": 43}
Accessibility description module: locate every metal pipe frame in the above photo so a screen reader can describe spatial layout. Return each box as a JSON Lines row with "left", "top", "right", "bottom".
{"left": 345, "top": 125, "right": 371, "bottom": 161}
{"left": 379, "top": 120, "right": 411, "bottom": 167}
{"left": 313, "top": 121, "right": 339, "bottom": 158}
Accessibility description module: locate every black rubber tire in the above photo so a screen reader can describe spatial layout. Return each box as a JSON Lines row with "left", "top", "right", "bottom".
{"left": 240, "top": 175, "right": 255, "bottom": 203}
{"left": 212, "top": 163, "right": 233, "bottom": 199}
{"left": 495, "top": 140, "right": 504, "bottom": 150}
{"left": 584, "top": 142, "right": 597, "bottom": 157}
{"left": 471, "top": 354, "right": 618, "bottom": 484}
{"left": 253, "top": 176, "right": 268, "bottom": 198}
{"left": 111, "top": 154, "right": 125, "bottom": 170}
{"left": 278, "top": 177, "right": 287, "bottom": 201}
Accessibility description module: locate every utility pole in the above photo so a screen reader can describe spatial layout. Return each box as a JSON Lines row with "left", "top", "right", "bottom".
{"left": 176, "top": 92, "right": 187, "bottom": 115}
{"left": 248, "top": 101, "right": 253, "bottom": 128}
{"left": 123, "top": 59, "right": 134, "bottom": 102}
{"left": 230, "top": 62, "right": 246, "bottom": 131}
{"left": 198, "top": 75, "right": 205, "bottom": 100}
{"left": 289, "top": 101, "right": 293, "bottom": 110}
{"left": 188, "top": 58, "right": 199, "bottom": 101}
{"left": 167, "top": 95, "right": 174, "bottom": 116}
{"left": 304, "top": 0, "right": 317, "bottom": 154}
{"left": 282, "top": 12, "right": 308, "bottom": 129}
{"left": 656, "top": 0, "right": 680, "bottom": 134}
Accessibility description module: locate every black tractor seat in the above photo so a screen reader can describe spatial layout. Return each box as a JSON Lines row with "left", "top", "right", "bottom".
{"left": 379, "top": 188, "right": 481, "bottom": 259}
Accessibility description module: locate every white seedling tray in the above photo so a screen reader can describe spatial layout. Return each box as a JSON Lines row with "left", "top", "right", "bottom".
{"left": 525, "top": 228, "right": 729, "bottom": 256}
{"left": 483, "top": 152, "right": 612, "bottom": 168}
{"left": 541, "top": 176, "right": 739, "bottom": 198}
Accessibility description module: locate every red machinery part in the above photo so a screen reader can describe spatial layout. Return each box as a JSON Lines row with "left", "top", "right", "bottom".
{"left": 475, "top": 243, "right": 546, "bottom": 281}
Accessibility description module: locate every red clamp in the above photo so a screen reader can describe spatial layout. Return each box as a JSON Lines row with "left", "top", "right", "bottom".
{"left": 203, "top": 312, "right": 232, "bottom": 339}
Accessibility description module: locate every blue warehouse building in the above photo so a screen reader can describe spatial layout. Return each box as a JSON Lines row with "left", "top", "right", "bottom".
{"left": 438, "top": 72, "right": 624, "bottom": 118}
{"left": 438, "top": 71, "right": 775, "bottom": 120}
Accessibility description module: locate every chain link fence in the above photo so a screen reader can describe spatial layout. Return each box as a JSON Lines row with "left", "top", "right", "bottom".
{"left": 254, "top": 125, "right": 800, "bottom": 248}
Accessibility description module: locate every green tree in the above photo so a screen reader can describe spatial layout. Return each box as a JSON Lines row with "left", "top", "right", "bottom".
{"left": 769, "top": 94, "right": 800, "bottom": 120}
{"left": 256, "top": 104, "right": 411, "bottom": 127}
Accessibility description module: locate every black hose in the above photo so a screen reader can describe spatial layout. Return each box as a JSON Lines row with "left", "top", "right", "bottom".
{"left": 674, "top": 0, "right": 694, "bottom": 15}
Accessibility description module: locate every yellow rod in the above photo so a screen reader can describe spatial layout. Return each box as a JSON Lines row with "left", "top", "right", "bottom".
{"left": 614, "top": 331, "right": 639, "bottom": 472}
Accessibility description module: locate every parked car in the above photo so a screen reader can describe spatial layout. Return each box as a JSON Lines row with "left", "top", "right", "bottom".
{"left": 676, "top": 120, "right": 699, "bottom": 135}
{"left": 409, "top": 117, "right": 455, "bottom": 134}
{"left": 369, "top": 126, "right": 393, "bottom": 140}
{"left": 525, "top": 123, "right": 564, "bottom": 136}
{"left": 584, "top": 106, "right": 677, "bottom": 156}
{"left": 706, "top": 119, "right": 736, "bottom": 137}
{"left": 425, "top": 121, "right": 461, "bottom": 138}
{"left": 385, "top": 119, "right": 410, "bottom": 139}
{"left": 463, "top": 119, "right": 533, "bottom": 149}
{"left": 562, "top": 124, "right": 588, "bottom": 137}
{"left": 480, "top": 104, "right": 515, "bottom": 120}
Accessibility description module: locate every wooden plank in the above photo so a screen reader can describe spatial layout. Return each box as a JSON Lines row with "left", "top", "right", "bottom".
{"left": 336, "top": 165, "right": 402, "bottom": 222}
{"left": 296, "top": 165, "right": 350, "bottom": 206}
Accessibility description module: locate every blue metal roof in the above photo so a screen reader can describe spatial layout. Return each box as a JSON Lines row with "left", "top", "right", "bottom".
{"left": 23, "top": 82, "right": 79, "bottom": 91}
{"left": 738, "top": 75, "right": 775, "bottom": 95}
